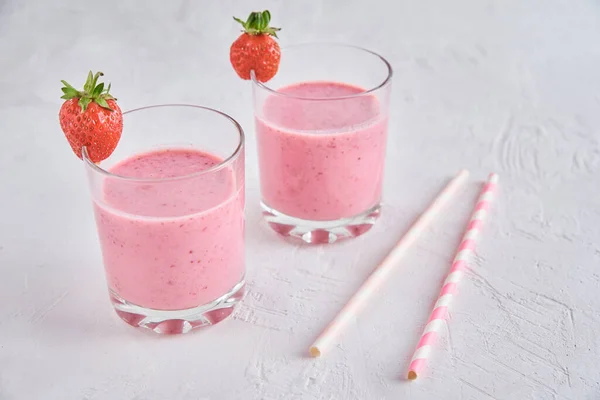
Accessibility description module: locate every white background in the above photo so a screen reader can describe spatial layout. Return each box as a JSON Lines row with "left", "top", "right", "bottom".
{"left": 1, "top": 0, "right": 599, "bottom": 399}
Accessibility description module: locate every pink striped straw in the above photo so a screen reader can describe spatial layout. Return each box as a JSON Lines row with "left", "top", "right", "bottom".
{"left": 407, "top": 173, "right": 499, "bottom": 380}
{"left": 309, "top": 170, "right": 470, "bottom": 357}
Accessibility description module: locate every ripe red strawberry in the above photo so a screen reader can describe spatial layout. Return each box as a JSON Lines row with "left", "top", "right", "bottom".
{"left": 230, "top": 10, "right": 281, "bottom": 82}
{"left": 59, "top": 71, "right": 123, "bottom": 163}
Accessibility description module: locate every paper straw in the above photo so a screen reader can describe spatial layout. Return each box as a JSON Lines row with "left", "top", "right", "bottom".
{"left": 407, "top": 173, "right": 499, "bottom": 380}
{"left": 309, "top": 169, "right": 470, "bottom": 357}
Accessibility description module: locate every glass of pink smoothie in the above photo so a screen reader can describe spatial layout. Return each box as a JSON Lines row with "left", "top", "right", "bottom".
{"left": 252, "top": 43, "right": 392, "bottom": 244}
{"left": 83, "top": 105, "right": 245, "bottom": 334}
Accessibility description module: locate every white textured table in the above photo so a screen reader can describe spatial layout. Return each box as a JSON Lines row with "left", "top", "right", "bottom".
{"left": 1, "top": 1, "right": 599, "bottom": 399}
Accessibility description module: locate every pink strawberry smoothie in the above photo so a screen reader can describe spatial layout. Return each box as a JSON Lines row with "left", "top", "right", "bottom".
{"left": 255, "top": 81, "right": 388, "bottom": 221}
{"left": 93, "top": 148, "right": 244, "bottom": 311}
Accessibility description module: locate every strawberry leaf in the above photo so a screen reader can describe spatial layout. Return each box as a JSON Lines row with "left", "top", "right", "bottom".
{"left": 233, "top": 10, "right": 280, "bottom": 36}
{"left": 266, "top": 27, "right": 280, "bottom": 38}
{"left": 91, "top": 72, "right": 103, "bottom": 90}
{"left": 61, "top": 71, "right": 117, "bottom": 112}
{"left": 61, "top": 80, "right": 75, "bottom": 89}
{"left": 83, "top": 71, "right": 94, "bottom": 93}
{"left": 247, "top": 12, "right": 257, "bottom": 27}
{"left": 255, "top": 13, "right": 265, "bottom": 30}
{"left": 93, "top": 82, "right": 104, "bottom": 97}
{"left": 95, "top": 97, "right": 113, "bottom": 111}
{"left": 233, "top": 16, "right": 246, "bottom": 28}
{"left": 61, "top": 87, "right": 80, "bottom": 99}
{"left": 78, "top": 97, "right": 92, "bottom": 112}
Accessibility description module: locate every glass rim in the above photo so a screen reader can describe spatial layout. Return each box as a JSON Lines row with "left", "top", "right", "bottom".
{"left": 82, "top": 104, "right": 245, "bottom": 183}
{"left": 251, "top": 42, "right": 393, "bottom": 101}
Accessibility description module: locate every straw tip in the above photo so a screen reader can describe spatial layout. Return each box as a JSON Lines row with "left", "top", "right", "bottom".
{"left": 488, "top": 173, "right": 499, "bottom": 183}
{"left": 407, "top": 370, "right": 418, "bottom": 380}
{"left": 309, "top": 346, "right": 321, "bottom": 358}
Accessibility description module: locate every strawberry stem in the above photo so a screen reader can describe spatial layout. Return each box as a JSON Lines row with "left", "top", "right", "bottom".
{"left": 60, "top": 71, "right": 117, "bottom": 112}
{"left": 233, "top": 10, "right": 280, "bottom": 38}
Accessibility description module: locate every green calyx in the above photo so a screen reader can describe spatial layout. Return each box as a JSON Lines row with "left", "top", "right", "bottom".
{"left": 233, "top": 10, "right": 281, "bottom": 38}
{"left": 60, "top": 71, "right": 116, "bottom": 112}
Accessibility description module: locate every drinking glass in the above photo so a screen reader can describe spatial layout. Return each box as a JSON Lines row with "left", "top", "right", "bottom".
{"left": 84, "top": 105, "right": 245, "bottom": 334}
{"left": 252, "top": 43, "right": 392, "bottom": 244}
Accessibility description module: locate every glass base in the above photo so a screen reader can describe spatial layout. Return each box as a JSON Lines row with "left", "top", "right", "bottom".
{"left": 261, "top": 202, "right": 381, "bottom": 244}
{"left": 110, "top": 279, "right": 245, "bottom": 334}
